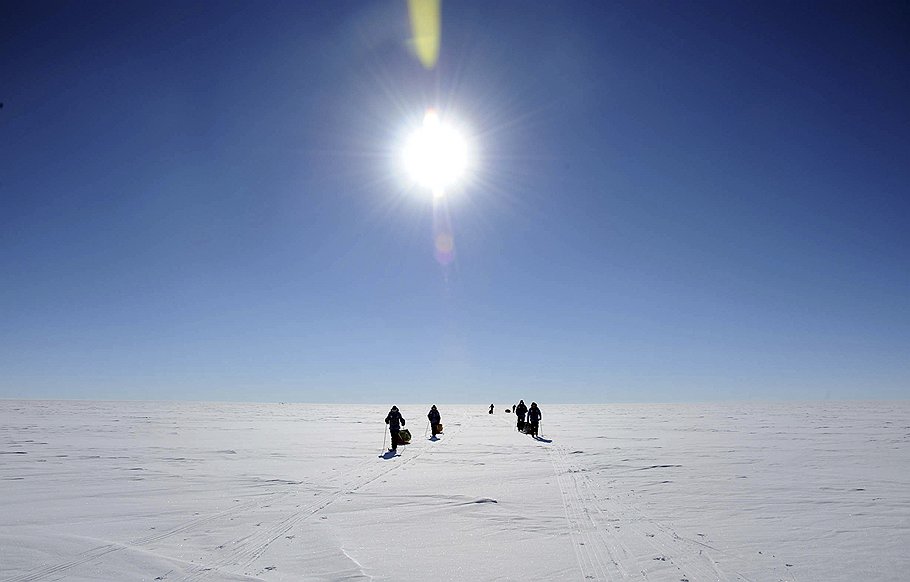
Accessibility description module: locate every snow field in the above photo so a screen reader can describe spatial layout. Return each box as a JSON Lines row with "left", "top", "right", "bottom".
{"left": 1, "top": 400, "right": 908, "bottom": 581}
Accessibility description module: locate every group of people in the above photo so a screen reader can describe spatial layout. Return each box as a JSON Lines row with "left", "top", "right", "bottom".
{"left": 384, "top": 405, "right": 443, "bottom": 453}
{"left": 513, "top": 400, "right": 542, "bottom": 436}
{"left": 384, "top": 401, "right": 543, "bottom": 452}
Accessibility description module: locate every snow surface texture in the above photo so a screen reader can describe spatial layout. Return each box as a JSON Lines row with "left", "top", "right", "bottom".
{"left": 1, "top": 401, "right": 908, "bottom": 581}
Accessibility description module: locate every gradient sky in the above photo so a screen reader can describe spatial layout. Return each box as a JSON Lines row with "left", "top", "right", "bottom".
{"left": 2, "top": 1, "right": 909, "bottom": 403}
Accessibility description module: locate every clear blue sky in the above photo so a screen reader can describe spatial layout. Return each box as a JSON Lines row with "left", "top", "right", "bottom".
{"left": 2, "top": 1, "right": 908, "bottom": 402}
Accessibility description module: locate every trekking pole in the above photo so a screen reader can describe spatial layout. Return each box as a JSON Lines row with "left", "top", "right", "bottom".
{"left": 382, "top": 425, "right": 388, "bottom": 453}
{"left": 424, "top": 420, "right": 430, "bottom": 438}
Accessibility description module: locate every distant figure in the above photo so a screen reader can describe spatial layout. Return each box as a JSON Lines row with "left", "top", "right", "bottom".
{"left": 527, "top": 402, "right": 541, "bottom": 437}
{"left": 515, "top": 400, "right": 528, "bottom": 432}
{"left": 489, "top": 403, "right": 494, "bottom": 414}
{"left": 385, "top": 406, "right": 406, "bottom": 452}
{"left": 428, "top": 405, "right": 441, "bottom": 437}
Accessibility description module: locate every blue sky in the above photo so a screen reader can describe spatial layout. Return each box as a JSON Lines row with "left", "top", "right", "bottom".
{"left": 2, "top": 1, "right": 908, "bottom": 402}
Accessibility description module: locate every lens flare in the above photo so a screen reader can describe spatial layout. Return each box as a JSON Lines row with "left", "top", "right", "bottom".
{"left": 433, "top": 199, "right": 455, "bottom": 266}
{"left": 407, "top": 0, "right": 441, "bottom": 69}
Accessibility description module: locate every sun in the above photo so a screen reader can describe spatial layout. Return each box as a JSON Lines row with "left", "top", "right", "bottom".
{"left": 403, "top": 109, "right": 470, "bottom": 195}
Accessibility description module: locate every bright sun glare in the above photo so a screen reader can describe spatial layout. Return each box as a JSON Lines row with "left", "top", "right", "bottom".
{"left": 403, "top": 110, "right": 470, "bottom": 195}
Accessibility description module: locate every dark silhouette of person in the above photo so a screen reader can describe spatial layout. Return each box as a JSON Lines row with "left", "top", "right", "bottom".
{"left": 489, "top": 403, "right": 494, "bottom": 414}
{"left": 527, "top": 402, "right": 541, "bottom": 437}
{"left": 515, "top": 400, "right": 528, "bottom": 432}
{"left": 385, "top": 406, "right": 406, "bottom": 451}
{"left": 428, "top": 405, "right": 441, "bottom": 437}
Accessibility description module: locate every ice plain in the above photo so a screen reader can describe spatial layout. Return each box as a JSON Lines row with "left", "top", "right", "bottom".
{"left": 1, "top": 400, "right": 908, "bottom": 581}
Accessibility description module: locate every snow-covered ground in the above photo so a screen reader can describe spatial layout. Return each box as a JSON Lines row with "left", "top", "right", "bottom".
{"left": 1, "top": 400, "right": 908, "bottom": 581}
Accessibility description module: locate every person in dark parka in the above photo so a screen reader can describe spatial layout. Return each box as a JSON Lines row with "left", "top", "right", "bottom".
{"left": 515, "top": 400, "right": 528, "bottom": 431}
{"left": 385, "top": 406, "right": 406, "bottom": 451}
{"left": 527, "top": 402, "right": 541, "bottom": 436}
{"left": 427, "top": 405, "right": 441, "bottom": 437}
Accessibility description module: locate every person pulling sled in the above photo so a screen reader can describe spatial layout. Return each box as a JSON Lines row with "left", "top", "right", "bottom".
{"left": 428, "top": 405, "right": 442, "bottom": 437}
{"left": 527, "top": 402, "right": 541, "bottom": 437}
{"left": 515, "top": 400, "right": 528, "bottom": 432}
{"left": 385, "top": 406, "right": 407, "bottom": 452}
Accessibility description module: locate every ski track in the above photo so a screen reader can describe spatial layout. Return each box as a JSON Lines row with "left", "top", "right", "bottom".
{"left": 550, "top": 443, "right": 638, "bottom": 581}
{"left": 509, "top": 415, "right": 630, "bottom": 581}
{"left": 6, "top": 491, "right": 293, "bottom": 582}
{"left": 181, "top": 412, "right": 468, "bottom": 580}
{"left": 550, "top": 438, "right": 731, "bottom": 582}
{"left": 581, "top": 465, "right": 796, "bottom": 582}
{"left": 547, "top": 437, "right": 798, "bottom": 582}
{"left": 10, "top": 410, "right": 807, "bottom": 582}
{"left": 8, "top": 414, "right": 465, "bottom": 582}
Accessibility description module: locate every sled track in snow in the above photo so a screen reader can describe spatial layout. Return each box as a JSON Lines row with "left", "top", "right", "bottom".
{"left": 550, "top": 442, "right": 642, "bottom": 581}
{"left": 508, "top": 414, "right": 633, "bottom": 580}
{"left": 9, "top": 415, "right": 466, "bottom": 582}
{"left": 549, "top": 440, "right": 797, "bottom": 582}
{"left": 569, "top": 449, "right": 797, "bottom": 582}
{"left": 6, "top": 490, "right": 294, "bottom": 582}
{"left": 549, "top": 439, "right": 735, "bottom": 581}
{"left": 181, "top": 412, "right": 469, "bottom": 581}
